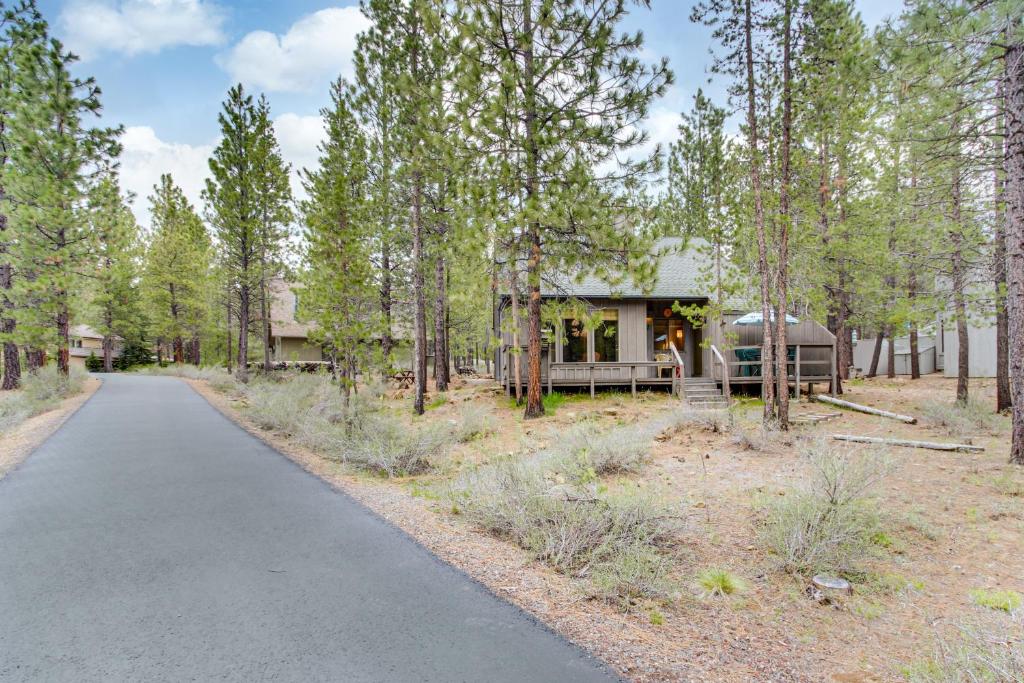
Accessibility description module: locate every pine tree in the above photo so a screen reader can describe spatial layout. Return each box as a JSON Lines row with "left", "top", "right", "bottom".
{"left": 204, "top": 85, "right": 278, "bottom": 382}
{"left": 251, "top": 95, "right": 292, "bottom": 373}
{"left": 87, "top": 174, "right": 141, "bottom": 372}
{"left": 143, "top": 174, "right": 209, "bottom": 366}
{"left": 4, "top": 26, "right": 119, "bottom": 376}
{"left": 458, "top": 0, "right": 671, "bottom": 418}
{"left": 300, "top": 79, "right": 378, "bottom": 397}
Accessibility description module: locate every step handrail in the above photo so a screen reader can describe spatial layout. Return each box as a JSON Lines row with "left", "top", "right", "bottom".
{"left": 709, "top": 344, "right": 731, "bottom": 402}
{"left": 668, "top": 341, "right": 686, "bottom": 401}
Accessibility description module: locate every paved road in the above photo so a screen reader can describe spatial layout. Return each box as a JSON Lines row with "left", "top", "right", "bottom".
{"left": 0, "top": 374, "right": 617, "bottom": 682}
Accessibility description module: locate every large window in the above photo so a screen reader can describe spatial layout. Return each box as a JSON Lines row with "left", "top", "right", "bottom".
{"left": 594, "top": 309, "right": 619, "bottom": 362}
{"left": 562, "top": 318, "right": 588, "bottom": 363}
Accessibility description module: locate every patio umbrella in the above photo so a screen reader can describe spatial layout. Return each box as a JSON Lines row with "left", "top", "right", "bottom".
{"left": 733, "top": 311, "right": 799, "bottom": 325}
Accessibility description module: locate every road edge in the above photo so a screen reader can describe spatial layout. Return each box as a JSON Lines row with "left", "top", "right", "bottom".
{"left": 182, "top": 377, "right": 631, "bottom": 683}
{"left": 0, "top": 376, "right": 103, "bottom": 480}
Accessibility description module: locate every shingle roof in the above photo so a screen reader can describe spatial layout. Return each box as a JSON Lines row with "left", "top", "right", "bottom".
{"left": 541, "top": 236, "right": 746, "bottom": 305}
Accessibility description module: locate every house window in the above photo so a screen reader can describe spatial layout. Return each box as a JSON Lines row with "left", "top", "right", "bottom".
{"left": 594, "top": 309, "right": 618, "bottom": 362}
{"left": 562, "top": 318, "right": 588, "bottom": 363}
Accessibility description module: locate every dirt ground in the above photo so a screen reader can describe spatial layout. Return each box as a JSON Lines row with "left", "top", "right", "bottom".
{"left": 0, "top": 376, "right": 101, "bottom": 479}
{"left": 190, "top": 373, "right": 1022, "bottom": 683}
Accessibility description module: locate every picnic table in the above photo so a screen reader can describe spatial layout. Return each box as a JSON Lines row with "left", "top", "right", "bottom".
{"left": 391, "top": 370, "right": 414, "bottom": 388}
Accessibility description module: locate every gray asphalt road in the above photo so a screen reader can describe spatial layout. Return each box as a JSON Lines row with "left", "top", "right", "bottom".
{"left": 0, "top": 374, "right": 617, "bottom": 683}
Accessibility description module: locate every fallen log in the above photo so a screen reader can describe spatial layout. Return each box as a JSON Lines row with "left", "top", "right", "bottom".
{"left": 832, "top": 434, "right": 984, "bottom": 453}
{"left": 811, "top": 394, "right": 917, "bottom": 424}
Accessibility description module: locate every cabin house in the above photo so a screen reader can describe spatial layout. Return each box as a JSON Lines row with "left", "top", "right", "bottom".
{"left": 267, "top": 278, "right": 325, "bottom": 364}
{"left": 69, "top": 325, "right": 120, "bottom": 369}
{"left": 494, "top": 238, "right": 838, "bottom": 404}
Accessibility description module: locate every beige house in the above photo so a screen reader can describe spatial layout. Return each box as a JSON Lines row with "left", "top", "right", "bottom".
{"left": 268, "top": 278, "right": 324, "bottom": 363}
{"left": 69, "top": 325, "right": 120, "bottom": 369}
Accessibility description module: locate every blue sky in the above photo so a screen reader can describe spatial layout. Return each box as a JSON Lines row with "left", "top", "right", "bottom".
{"left": 36, "top": 0, "right": 899, "bottom": 224}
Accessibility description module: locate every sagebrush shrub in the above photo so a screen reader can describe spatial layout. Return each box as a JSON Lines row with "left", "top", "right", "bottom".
{"left": 904, "top": 618, "right": 1024, "bottom": 683}
{"left": 450, "top": 459, "right": 682, "bottom": 602}
{"left": 562, "top": 422, "right": 653, "bottom": 476}
{"left": 920, "top": 399, "right": 997, "bottom": 438}
{"left": 757, "top": 440, "right": 889, "bottom": 575}
{"left": 0, "top": 365, "right": 86, "bottom": 434}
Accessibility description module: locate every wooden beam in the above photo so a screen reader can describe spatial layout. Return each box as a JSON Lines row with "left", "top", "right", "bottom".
{"left": 812, "top": 394, "right": 917, "bottom": 424}
{"left": 795, "top": 345, "right": 801, "bottom": 400}
{"left": 630, "top": 364, "right": 636, "bottom": 398}
{"left": 832, "top": 434, "right": 984, "bottom": 453}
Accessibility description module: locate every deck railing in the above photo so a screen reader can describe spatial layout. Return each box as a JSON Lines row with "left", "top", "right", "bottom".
{"left": 724, "top": 343, "right": 837, "bottom": 395}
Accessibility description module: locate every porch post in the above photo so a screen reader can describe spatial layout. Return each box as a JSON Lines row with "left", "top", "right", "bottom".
{"left": 630, "top": 364, "right": 636, "bottom": 398}
{"left": 794, "top": 345, "right": 801, "bottom": 400}
{"left": 589, "top": 364, "right": 595, "bottom": 399}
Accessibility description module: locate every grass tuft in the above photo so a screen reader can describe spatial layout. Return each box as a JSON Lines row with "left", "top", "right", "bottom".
{"left": 696, "top": 568, "right": 746, "bottom": 597}
{"left": 970, "top": 588, "right": 1022, "bottom": 613}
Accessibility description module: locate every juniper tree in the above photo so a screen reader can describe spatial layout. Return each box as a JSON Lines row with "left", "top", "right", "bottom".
{"left": 300, "top": 79, "right": 378, "bottom": 397}
{"left": 143, "top": 174, "right": 209, "bottom": 366}
{"left": 457, "top": 0, "right": 671, "bottom": 418}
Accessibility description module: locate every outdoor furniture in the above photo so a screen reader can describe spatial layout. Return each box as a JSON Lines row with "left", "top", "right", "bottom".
{"left": 735, "top": 347, "right": 761, "bottom": 376}
{"left": 391, "top": 370, "right": 414, "bottom": 388}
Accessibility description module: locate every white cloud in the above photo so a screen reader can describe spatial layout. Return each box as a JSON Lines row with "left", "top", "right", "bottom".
{"left": 119, "top": 126, "right": 214, "bottom": 227}
{"left": 59, "top": 0, "right": 226, "bottom": 60}
{"left": 119, "top": 113, "right": 326, "bottom": 228}
{"left": 218, "top": 7, "right": 370, "bottom": 93}
{"left": 273, "top": 113, "right": 328, "bottom": 205}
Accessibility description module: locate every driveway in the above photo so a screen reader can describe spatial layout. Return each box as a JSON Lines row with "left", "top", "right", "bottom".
{"left": 0, "top": 374, "right": 617, "bottom": 682}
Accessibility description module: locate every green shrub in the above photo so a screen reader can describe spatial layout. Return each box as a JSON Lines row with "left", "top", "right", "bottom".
{"left": 757, "top": 440, "right": 889, "bottom": 575}
{"left": 113, "top": 340, "right": 154, "bottom": 370}
{"left": 85, "top": 352, "right": 103, "bottom": 372}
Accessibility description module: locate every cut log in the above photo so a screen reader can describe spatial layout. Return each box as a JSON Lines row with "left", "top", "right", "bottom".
{"left": 832, "top": 434, "right": 984, "bottom": 453}
{"left": 811, "top": 394, "right": 917, "bottom": 424}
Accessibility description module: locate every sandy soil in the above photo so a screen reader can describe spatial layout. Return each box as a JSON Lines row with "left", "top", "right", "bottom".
{"left": 0, "top": 376, "right": 102, "bottom": 479}
{"left": 187, "top": 374, "right": 1023, "bottom": 683}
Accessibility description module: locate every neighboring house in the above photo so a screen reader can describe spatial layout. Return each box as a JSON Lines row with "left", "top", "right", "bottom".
{"left": 935, "top": 312, "right": 999, "bottom": 378}
{"left": 268, "top": 278, "right": 325, "bottom": 364}
{"left": 852, "top": 334, "right": 938, "bottom": 377}
{"left": 69, "top": 325, "right": 120, "bottom": 369}
{"left": 494, "top": 237, "right": 838, "bottom": 401}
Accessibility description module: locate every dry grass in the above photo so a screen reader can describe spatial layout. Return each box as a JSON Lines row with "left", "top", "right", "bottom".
{"left": 0, "top": 366, "right": 86, "bottom": 434}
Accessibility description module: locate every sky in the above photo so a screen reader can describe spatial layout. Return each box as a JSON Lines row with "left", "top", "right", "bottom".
{"left": 35, "top": 0, "right": 899, "bottom": 226}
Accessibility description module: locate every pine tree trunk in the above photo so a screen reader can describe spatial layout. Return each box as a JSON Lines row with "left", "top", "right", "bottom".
{"left": 26, "top": 347, "right": 44, "bottom": 372}
{"left": 774, "top": 0, "right": 793, "bottom": 427}
{"left": 951, "top": 175, "right": 969, "bottom": 404}
{"left": 191, "top": 336, "right": 201, "bottom": 367}
{"left": 522, "top": 0, "right": 544, "bottom": 419}
{"left": 433, "top": 252, "right": 449, "bottom": 392}
{"left": 744, "top": 0, "right": 775, "bottom": 423}
{"left": 57, "top": 298, "right": 70, "bottom": 377}
{"left": 995, "top": 80, "right": 1012, "bottom": 412}
{"left": 380, "top": 242, "right": 393, "bottom": 372}
{"left": 0, "top": 256, "right": 19, "bottom": 390}
{"left": 909, "top": 271, "right": 921, "bottom": 379}
{"left": 237, "top": 284, "right": 250, "bottom": 382}
{"left": 225, "top": 300, "right": 233, "bottom": 374}
{"left": 868, "top": 330, "right": 884, "bottom": 378}
{"left": 103, "top": 336, "right": 113, "bottom": 373}
{"left": 510, "top": 258, "right": 523, "bottom": 404}
{"left": 1005, "top": 40, "right": 1024, "bottom": 464}
{"left": 260, "top": 266, "right": 271, "bottom": 373}
{"left": 411, "top": 169, "right": 427, "bottom": 415}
